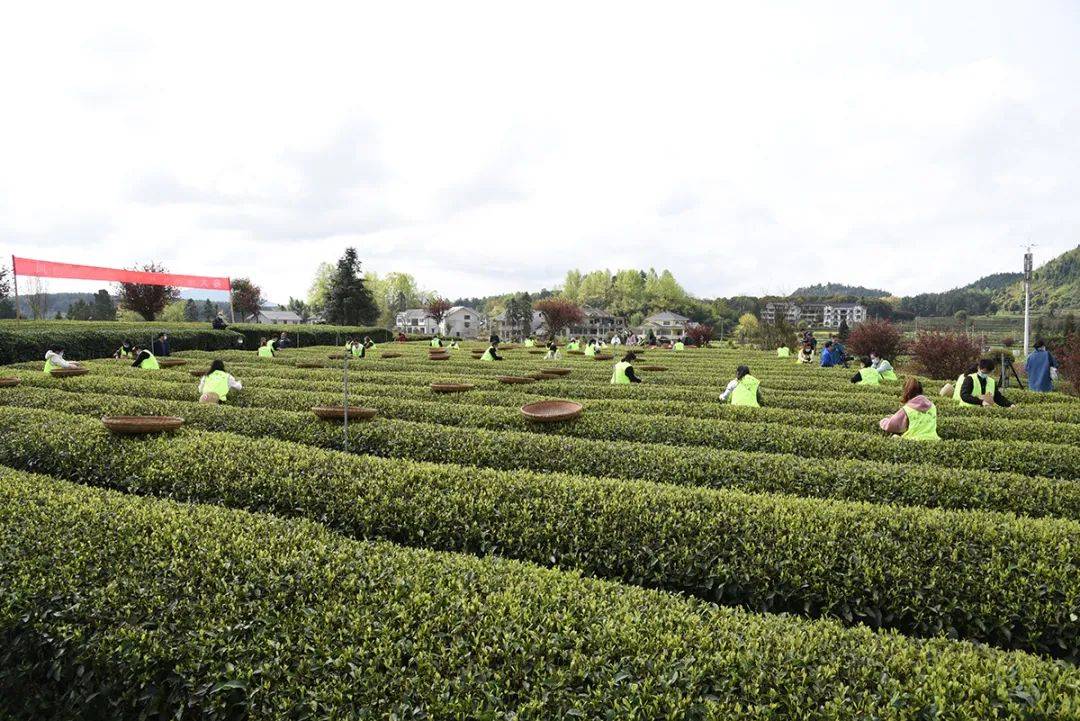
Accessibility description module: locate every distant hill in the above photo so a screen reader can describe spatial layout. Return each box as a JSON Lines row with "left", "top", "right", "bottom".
{"left": 791, "top": 283, "right": 891, "bottom": 299}
{"left": 962, "top": 272, "right": 1023, "bottom": 292}
{"left": 993, "top": 245, "right": 1080, "bottom": 313}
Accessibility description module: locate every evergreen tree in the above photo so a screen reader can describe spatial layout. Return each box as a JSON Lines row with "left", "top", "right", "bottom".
{"left": 92, "top": 290, "right": 116, "bottom": 320}
{"left": 183, "top": 298, "right": 200, "bottom": 322}
{"left": 324, "top": 247, "right": 379, "bottom": 326}
{"left": 202, "top": 299, "right": 217, "bottom": 321}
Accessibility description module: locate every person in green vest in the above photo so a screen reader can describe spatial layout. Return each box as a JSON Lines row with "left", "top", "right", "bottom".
{"left": 430, "top": 336, "right": 443, "bottom": 348}
{"left": 258, "top": 337, "right": 276, "bottom": 358}
{"left": 350, "top": 340, "right": 366, "bottom": 359}
{"left": 850, "top": 357, "right": 882, "bottom": 385}
{"left": 673, "top": 339, "right": 685, "bottom": 351}
{"left": 566, "top": 337, "right": 579, "bottom": 351}
{"left": 480, "top": 341, "right": 504, "bottom": 361}
{"left": 583, "top": 339, "right": 597, "bottom": 357}
{"left": 941, "top": 363, "right": 977, "bottom": 400}
{"left": 113, "top": 340, "right": 136, "bottom": 359}
{"left": 131, "top": 347, "right": 160, "bottom": 369}
{"left": 363, "top": 336, "right": 377, "bottom": 350}
{"left": 43, "top": 347, "right": 81, "bottom": 373}
{"left": 879, "top": 379, "right": 940, "bottom": 441}
{"left": 719, "top": 365, "right": 762, "bottom": 406}
{"left": 776, "top": 346, "right": 790, "bottom": 358}
{"left": 958, "top": 358, "right": 1014, "bottom": 407}
{"left": 523, "top": 337, "right": 535, "bottom": 347}
{"left": 870, "top": 352, "right": 898, "bottom": 381}
{"left": 198, "top": 359, "right": 243, "bottom": 404}
{"left": 610, "top": 352, "right": 642, "bottom": 384}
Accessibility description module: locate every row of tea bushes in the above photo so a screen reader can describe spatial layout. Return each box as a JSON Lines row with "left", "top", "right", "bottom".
{"left": 2, "top": 392, "right": 1077, "bottom": 523}
{"left": 15, "top": 372, "right": 1079, "bottom": 478}
{"left": 4, "top": 468, "right": 1077, "bottom": 719}
{"left": 3, "top": 415, "right": 1080, "bottom": 658}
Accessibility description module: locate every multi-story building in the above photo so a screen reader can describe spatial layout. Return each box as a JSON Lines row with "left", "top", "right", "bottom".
{"left": 566, "top": 306, "right": 627, "bottom": 340}
{"left": 639, "top": 311, "right": 690, "bottom": 339}
{"left": 440, "top": 306, "right": 483, "bottom": 338}
{"left": 822, "top": 303, "right": 867, "bottom": 328}
{"left": 762, "top": 302, "right": 801, "bottom": 325}
{"left": 489, "top": 309, "right": 544, "bottom": 339}
{"left": 394, "top": 309, "right": 439, "bottom": 335}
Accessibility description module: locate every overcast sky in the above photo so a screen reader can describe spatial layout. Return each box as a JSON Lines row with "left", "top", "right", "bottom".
{"left": 2, "top": 1, "right": 1078, "bottom": 303}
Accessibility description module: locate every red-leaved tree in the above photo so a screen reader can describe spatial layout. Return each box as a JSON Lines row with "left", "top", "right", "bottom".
{"left": 847, "top": 319, "right": 905, "bottom": 361}
{"left": 685, "top": 323, "right": 714, "bottom": 347}
{"left": 230, "top": 278, "right": 264, "bottom": 321}
{"left": 1055, "top": 333, "right": 1080, "bottom": 397}
{"left": 116, "top": 263, "right": 179, "bottom": 321}
{"left": 424, "top": 297, "right": 452, "bottom": 328}
{"left": 534, "top": 297, "right": 584, "bottom": 339}
{"left": 910, "top": 331, "right": 982, "bottom": 380}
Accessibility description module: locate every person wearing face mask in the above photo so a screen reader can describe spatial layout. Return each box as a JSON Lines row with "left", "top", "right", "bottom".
{"left": 959, "top": 358, "right": 1014, "bottom": 408}
{"left": 870, "top": 352, "right": 898, "bottom": 381}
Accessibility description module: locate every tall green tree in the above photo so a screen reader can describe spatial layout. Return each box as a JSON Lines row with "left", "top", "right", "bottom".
{"left": 561, "top": 270, "right": 584, "bottom": 302}
{"left": 92, "top": 290, "right": 116, "bottom": 321}
{"left": 287, "top": 297, "right": 311, "bottom": 322}
{"left": 183, "top": 299, "right": 200, "bottom": 322}
{"left": 67, "top": 299, "right": 93, "bottom": 320}
{"left": 201, "top": 299, "right": 217, "bottom": 321}
{"left": 578, "top": 270, "right": 613, "bottom": 308}
{"left": 324, "top": 248, "right": 379, "bottom": 326}
{"left": 504, "top": 292, "right": 533, "bottom": 336}
{"left": 307, "top": 262, "right": 335, "bottom": 314}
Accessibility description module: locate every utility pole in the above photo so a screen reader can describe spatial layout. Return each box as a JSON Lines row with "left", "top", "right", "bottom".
{"left": 1023, "top": 247, "right": 1033, "bottom": 357}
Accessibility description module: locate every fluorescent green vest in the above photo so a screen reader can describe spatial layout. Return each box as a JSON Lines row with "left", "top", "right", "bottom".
{"left": 567, "top": 341, "right": 579, "bottom": 351}
{"left": 881, "top": 369, "right": 898, "bottom": 381}
{"left": 138, "top": 353, "right": 160, "bottom": 370}
{"left": 584, "top": 345, "right": 596, "bottom": 356}
{"left": 202, "top": 370, "right": 232, "bottom": 402}
{"left": 610, "top": 361, "right": 631, "bottom": 384}
{"left": 673, "top": 342, "right": 685, "bottom": 351}
{"left": 901, "top": 404, "right": 940, "bottom": 441}
{"left": 776, "top": 347, "right": 790, "bottom": 357}
{"left": 258, "top": 341, "right": 274, "bottom": 358}
{"left": 351, "top": 344, "right": 364, "bottom": 358}
{"left": 43, "top": 358, "right": 57, "bottom": 373}
{"left": 524, "top": 338, "right": 535, "bottom": 347}
{"left": 481, "top": 347, "right": 495, "bottom": 361}
{"left": 959, "top": 373, "right": 995, "bottom": 406}
{"left": 730, "top": 375, "right": 760, "bottom": 407}
{"left": 857, "top": 367, "right": 881, "bottom": 385}
{"left": 951, "top": 374, "right": 965, "bottom": 402}
{"left": 430, "top": 338, "right": 442, "bottom": 347}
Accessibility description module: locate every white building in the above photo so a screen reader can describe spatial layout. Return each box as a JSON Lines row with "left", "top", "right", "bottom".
{"left": 246, "top": 309, "right": 304, "bottom": 325}
{"left": 490, "top": 309, "right": 544, "bottom": 339}
{"left": 395, "top": 309, "right": 439, "bottom": 335}
{"left": 639, "top": 311, "right": 690, "bottom": 339}
{"left": 440, "top": 306, "right": 483, "bottom": 338}
{"left": 822, "top": 303, "right": 867, "bottom": 328}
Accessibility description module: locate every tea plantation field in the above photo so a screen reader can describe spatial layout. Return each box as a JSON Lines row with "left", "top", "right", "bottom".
{"left": 2, "top": 341, "right": 1079, "bottom": 718}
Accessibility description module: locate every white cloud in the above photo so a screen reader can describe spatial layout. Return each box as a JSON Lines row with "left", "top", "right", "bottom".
{"left": 1, "top": 1, "right": 1077, "bottom": 303}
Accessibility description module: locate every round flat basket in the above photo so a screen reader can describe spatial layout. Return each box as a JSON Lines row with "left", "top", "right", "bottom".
{"left": 380, "top": 352, "right": 403, "bottom": 359}
{"left": 429, "top": 354, "right": 451, "bottom": 361}
{"left": 543, "top": 368, "right": 572, "bottom": 376}
{"left": 50, "top": 367, "right": 89, "bottom": 377}
{"left": 566, "top": 350, "right": 584, "bottom": 355}
{"left": 528, "top": 349, "right": 546, "bottom": 355}
{"left": 296, "top": 361, "right": 325, "bottom": 368}
{"left": 638, "top": 365, "right": 668, "bottom": 371}
{"left": 497, "top": 375, "right": 536, "bottom": 384}
{"left": 0, "top": 377, "right": 20, "bottom": 387}
{"left": 430, "top": 382, "right": 474, "bottom": 393}
{"left": 327, "top": 353, "right": 347, "bottom": 360}
{"left": 157, "top": 358, "right": 188, "bottom": 368}
{"left": 189, "top": 369, "right": 211, "bottom": 377}
{"left": 592, "top": 354, "right": 614, "bottom": 361}
{"left": 311, "top": 406, "right": 377, "bottom": 421}
{"left": 528, "top": 372, "right": 551, "bottom": 380}
{"left": 520, "top": 400, "right": 583, "bottom": 423}
{"left": 101, "top": 415, "right": 184, "bottom": 435}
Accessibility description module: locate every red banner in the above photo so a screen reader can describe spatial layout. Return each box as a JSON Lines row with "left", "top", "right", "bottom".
{"left": 13, "top": 257, "right": 231, "bottom": 291}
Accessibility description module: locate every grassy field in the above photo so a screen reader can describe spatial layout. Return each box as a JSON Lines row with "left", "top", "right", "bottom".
{"left": 1, "top": 341, "right": 1079, "bottom": 717}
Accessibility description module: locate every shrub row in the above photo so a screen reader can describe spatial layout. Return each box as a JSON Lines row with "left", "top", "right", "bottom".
{"left": 4, "top": 468, "right": 1078, "bottom": 719}
{"left": 15, "top": 372, "right": 1079, "bottom": 478}
{"left": 2, "top": 393, "right": 1077, "bottom": 523}
{"left": 227, "top": 323, "right": 391, "bottom": 349}
{"left": 4, "top": 409, "right": 1080, "bottom": 658}
{"left": 0, "top": 324, "right": 240, "bottom": 364}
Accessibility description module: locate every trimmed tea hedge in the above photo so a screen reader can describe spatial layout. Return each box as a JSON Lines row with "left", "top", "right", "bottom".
{"left": 0, "top": 323, "right": 240, "bottom": 364}
{"left": 228, "top": 323, "right": 391, "bottom": 349}
{"left": 1, "top": 397, "right": 1078, "bottom": 523}
{"left": 2, "top": 468, "right": 1079, "bottom": 719}
{"left": 12, "top": 372, "right": 1079, "bottom": 478}
{"left": 4, "top": 410, "right": 1080, "bottom": 657}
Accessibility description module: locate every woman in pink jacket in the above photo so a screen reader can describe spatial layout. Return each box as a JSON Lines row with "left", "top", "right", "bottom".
{"left": 878, "top": 378, "right": 941, "bottom": 441}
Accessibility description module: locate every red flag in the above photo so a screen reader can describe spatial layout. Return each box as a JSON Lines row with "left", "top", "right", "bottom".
{"left": 13, "top": 257, "right": 231, "bottom": 291}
